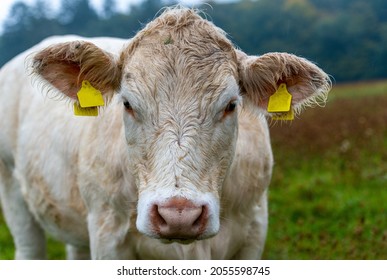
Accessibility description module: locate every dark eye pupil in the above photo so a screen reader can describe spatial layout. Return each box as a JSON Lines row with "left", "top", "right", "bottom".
{"left": 225, "top": 102, "right": 236, "bottom": 113}
{"left": 123, "top": 101, "right": 132, "bottom": 111}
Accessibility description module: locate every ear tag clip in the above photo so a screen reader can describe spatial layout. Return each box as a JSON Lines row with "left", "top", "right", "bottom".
{"left": 74, "top": 80, "right": 105, "bottom": 117}
{"left": 268, "top": 83, "right": 294, "bottom": 121}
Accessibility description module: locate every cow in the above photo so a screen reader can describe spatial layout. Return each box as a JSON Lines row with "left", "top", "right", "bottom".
{"left": 0, "top": 8, "right": 331, "bottom": 259}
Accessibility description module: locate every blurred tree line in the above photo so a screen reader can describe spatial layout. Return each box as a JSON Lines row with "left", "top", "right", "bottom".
{"left": 0, "top": 0, "right": 386, "bottom": 82}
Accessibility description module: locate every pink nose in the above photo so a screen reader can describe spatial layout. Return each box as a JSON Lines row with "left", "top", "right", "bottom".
{"left": 150, "top": 197, "right": 208, "bottom": 240}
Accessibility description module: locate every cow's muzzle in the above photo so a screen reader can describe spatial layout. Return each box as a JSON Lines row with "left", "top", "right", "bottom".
{"left": 150, "top": 197, "right": 209, "bottom": 241}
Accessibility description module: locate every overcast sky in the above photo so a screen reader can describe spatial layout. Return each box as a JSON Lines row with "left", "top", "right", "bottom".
{"left": 0, "top": 0, "right": 205, "bottom": 33}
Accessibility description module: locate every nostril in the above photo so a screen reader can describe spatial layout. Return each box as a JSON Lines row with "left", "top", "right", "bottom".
{"left": 193, "top": 206, "right": 208, "bottom": 229}
{"left": 151, "top": 204, "right": 167, "bottom": 228}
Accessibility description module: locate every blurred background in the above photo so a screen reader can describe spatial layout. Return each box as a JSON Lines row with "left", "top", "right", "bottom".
{"left": 0, "top": 0, "right": 386, "bottom": 259}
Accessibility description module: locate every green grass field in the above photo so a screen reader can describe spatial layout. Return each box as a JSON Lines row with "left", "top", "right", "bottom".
{"left": 1, "top": 80, "right": 386, "bottom": 259}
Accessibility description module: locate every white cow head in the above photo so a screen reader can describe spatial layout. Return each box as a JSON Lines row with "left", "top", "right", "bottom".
{"left": 32, "top": 8, "right": 330, "bottom": 243}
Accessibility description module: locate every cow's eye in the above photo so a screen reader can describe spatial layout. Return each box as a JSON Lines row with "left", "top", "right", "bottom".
{"left": 219, "top": 100, "right": 238, "bottom": 121}
{"left": 224, "top": 101, "right": 237, "bottom": 114}
{"left": 123, "top": 100, "right": 133, "bottom": 113}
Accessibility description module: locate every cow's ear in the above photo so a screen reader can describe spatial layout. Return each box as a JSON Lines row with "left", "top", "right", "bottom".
{"left": 237, "top": 50, "right": 331, "bottom": 116}
{"left": 32, "top": 41, "right": 122, "bottom": 100}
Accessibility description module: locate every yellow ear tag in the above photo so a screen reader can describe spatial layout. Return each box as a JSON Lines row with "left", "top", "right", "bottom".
{"left": 76, "top": 80, "right": 105, "bottom": 108}
{"left": 267, "top": 83, "right": 292, "bottom": 113}
{"left": 74, "top": 80, "right": 104, "bottom": 117}
{"left": 73, "top": 103, "right": 98, "bottom": 117}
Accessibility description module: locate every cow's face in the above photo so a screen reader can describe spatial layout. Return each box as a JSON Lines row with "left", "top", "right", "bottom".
{"left": 32, "top": 9, "right": 331, "bottom": 243}
{"left": 120, "top": 42, "right": 239, "bottom": 241}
